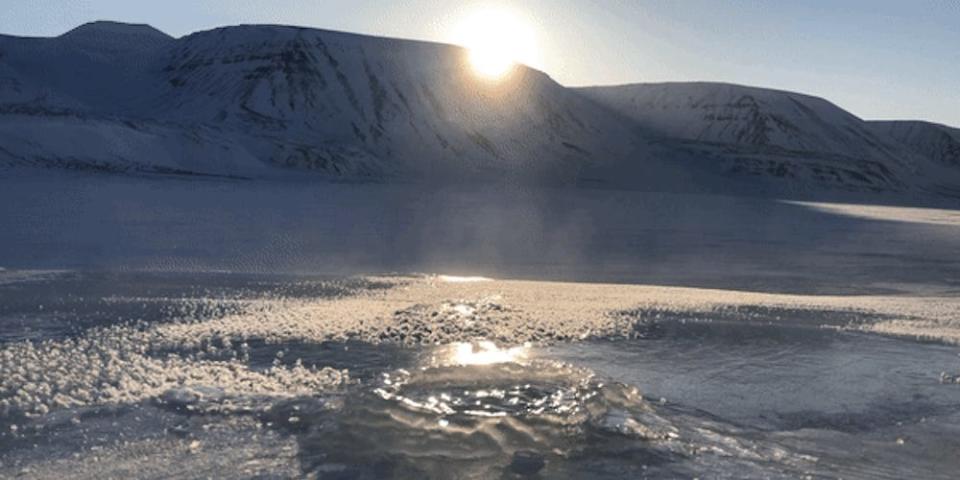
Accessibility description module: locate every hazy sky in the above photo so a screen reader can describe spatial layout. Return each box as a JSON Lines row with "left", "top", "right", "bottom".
{"left": 3, "top": 0, "right": 959, "bottom": 126}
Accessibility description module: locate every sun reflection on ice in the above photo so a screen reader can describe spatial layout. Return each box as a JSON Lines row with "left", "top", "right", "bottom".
{"left": 451, "top": 340, "right": 530, "bottom": 366}
{"left": 437, "top": 275, "right": 493, "bottom": 283}
{"left": 451, "top": 303, "right": 475, "bottom": 316}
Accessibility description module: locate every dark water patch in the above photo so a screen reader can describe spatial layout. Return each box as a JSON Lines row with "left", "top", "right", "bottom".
{"left": 774, "top": 400, "right": 960, "bottom": 433}
{"left": 289, "top": 357, "right": 694, "bottom": 479}
{"left": 616, "top": 305, "right": 906, "bottom": 336}
{"left": 0, "top": 271, "right": 393, "bottom": 343}
{"left": 548, "top": 322, "right": 960, "bottom": 435}
{"left": 242, "top": 339, "right": 414, "bottom": 381}
{"left": 0, "top": 271, "right": 392, "bottom": 304}
{"left": 0, "top": 403, "right": 174, "bottom": 459}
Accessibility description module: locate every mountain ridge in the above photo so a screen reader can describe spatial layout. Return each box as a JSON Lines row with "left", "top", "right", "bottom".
{"left": 867, "top": 120, "right": 960, "bottom": 167}
{"left": 576, "top": 81, "right": 960, "bottom": 194}
{"left": 61, "top": 20, "right": 173, "bottom": 40}
{"left": 1, "top": 22, "right": 660, "bottom": 182}
{"left": 0, "top": 21, "right": 957, "bottom": 197}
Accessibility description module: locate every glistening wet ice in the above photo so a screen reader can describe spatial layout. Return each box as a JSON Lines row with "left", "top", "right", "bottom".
{"left": 1, "top": 272, "right": 959, "bottom": 478}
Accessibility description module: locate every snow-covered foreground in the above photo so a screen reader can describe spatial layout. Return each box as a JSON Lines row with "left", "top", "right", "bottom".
{"left": 2, "top": 175, "right": 960, "bottom": 478}
{"left": 1, "top": 272, "right": 959, "bottom": 478}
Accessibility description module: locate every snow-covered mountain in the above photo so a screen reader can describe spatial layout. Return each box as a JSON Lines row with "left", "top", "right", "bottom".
{"left": 576, "top": 82, "right": 956, "bottom": 192}
{"left": 0, "top": 21, "right": 660, "bottom": 182}
{"left": 867, "top": 121, "right": 960, "bottom": 167}
{"left": 1, "top": 22, "right": 958, "bottom": 196}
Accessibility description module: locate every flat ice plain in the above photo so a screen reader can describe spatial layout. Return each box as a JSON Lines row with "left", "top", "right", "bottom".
{"left": 2, "top": 173, "right": 960, "bottom": 478}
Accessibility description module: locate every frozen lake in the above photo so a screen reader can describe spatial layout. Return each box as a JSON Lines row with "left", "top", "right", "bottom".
{"left": 2, "top": 175, "right": 960, "bottom": 478}
{"left": 0, "top": 272, "right": 959, "bottom": 478}
{"left": 2, "top": 173, "right": 960, "bottom": 294}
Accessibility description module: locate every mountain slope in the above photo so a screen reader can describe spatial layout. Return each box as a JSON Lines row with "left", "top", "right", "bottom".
{"left": 0, "top": 23, "right": 958, "bottom": 196}
{"left": 867, "top": 121, "right": 960, "bottom": 167}
{"left": 59, "top": 20, "right": 173, "bottom": 54}
{"left": 0, "top": 23, "right": 662, "bottom": 182}
{"left": 575, "top": 82, "right": 960, "bottom": 192}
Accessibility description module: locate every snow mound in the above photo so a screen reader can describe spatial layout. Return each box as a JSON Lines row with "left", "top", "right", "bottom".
{"left": 0, "top": 324, "right": 349, "bottom": 418}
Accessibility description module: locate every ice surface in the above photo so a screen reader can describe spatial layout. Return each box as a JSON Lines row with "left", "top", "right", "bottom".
{"left": 2, "top": 175, "right": 959, "bottom": 294}
{"left": 1, "top": 153, "right": 959, "bottom": 478}
{"left": 1, "top": 269, "right": 959, "bottom": 478}
{"left": 3, "top": 272, "right": 957, "bottom": 421}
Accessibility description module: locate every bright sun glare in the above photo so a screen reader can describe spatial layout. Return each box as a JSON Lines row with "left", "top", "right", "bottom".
{"left": 450, "top": 341, "right": 529, "bottom": 366}
{"left": 451, "top": 7, "right": 540, "bottom": 79}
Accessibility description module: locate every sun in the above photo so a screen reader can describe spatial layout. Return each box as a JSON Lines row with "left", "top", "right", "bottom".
{"left": 450, "top": 7, "right": 541, "bottom": 79}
